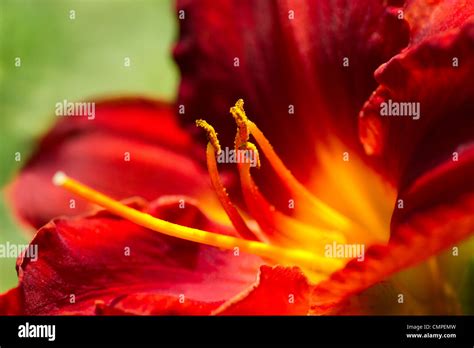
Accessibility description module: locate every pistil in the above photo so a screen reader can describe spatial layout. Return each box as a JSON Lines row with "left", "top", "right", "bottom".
{"left": 53, "top": 172, "right": 342, "bottom": 276}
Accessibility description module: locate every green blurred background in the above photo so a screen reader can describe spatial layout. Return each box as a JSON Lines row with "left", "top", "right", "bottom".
{"left": 0, "top": 0, "right": 178, "bottom": 291}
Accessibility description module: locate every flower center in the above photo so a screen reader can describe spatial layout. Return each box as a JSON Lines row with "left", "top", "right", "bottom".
{"left": 53, "top": 99, "right": 371, "bottom": 281}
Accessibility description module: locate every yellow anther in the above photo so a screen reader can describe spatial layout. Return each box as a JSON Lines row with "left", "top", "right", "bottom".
{"left": 230, "top": 99, "right": 249, "bottom": 142}
{"left": 229, "top": 100, "right": 260, "bottom": 169}
{"left": 230, "top": 99, "right": 248, "bottom": 123}
{"left": 238, "top": 141, "right": 261, "bottom": 169}
{"left": 196, "top": 119, "right": 221, "bottom": 154}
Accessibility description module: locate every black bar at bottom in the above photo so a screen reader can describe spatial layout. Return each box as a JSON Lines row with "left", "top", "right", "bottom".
{"left": 0, "top": 316, "right": 473, "bottom": 346}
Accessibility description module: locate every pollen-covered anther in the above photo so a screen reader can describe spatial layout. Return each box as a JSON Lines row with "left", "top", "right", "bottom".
{"left": 230, "top": 98, "right": 249, "bottom": 142}
{"left": 196, "top": 119, "right": 221, "bottom": 154}
{"left": 239, "top": 141, "right": 261, "bottom": 169}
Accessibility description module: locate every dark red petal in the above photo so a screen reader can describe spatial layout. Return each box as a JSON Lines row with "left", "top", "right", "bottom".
{"left": 43, "top": 98, "right": 193, "bottom": 151}
{"left": 359, "top": 17, "right": 474, "bottom": 185}
{"left": 349, "top": 5, "right": 474, "bottom": 309}
{"left": 0, "top": 287, "right": 23, "bottom": 315}
{"left": 214, "top": 265, "right": 312, "bottom": 315}
{"left": 9, "top": 199, "right": 261, "bottom": 315}
{"left": 174, "top": 0, "right": 409, "bottom": 185}
{"left": 340, "top": 21, "right": 474, "bottom": 307}
{"left": 7, "top": 98, "right": 212, "bottom": 229}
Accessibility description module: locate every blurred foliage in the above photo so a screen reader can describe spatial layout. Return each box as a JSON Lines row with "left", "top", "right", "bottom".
{"left": 460, "top": 256, "right": 474, "bottom": 313}
{"left": 393, "top": 237, "right": 474, "bottom": 314}
{"left": 0, "top": 0, "right": 178, "bottom": 291}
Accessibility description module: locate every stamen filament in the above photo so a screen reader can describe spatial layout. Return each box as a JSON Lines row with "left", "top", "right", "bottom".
{"left": 229, "top": 100, "right": 349, "bottom": 232}
{"left": 196, "top": 119, "right": 262, "bottom": 241}
{"left": 237, "top": 155, "right": 346, "bottom": 249}
{"left": 205, "top": 142, "right": 264, "bottom": 242}
{"left": 52, "top": 172, "right": 342, "bottom": 274}
{"left": 228, "top": 99, "right": 370, "bottom": 246}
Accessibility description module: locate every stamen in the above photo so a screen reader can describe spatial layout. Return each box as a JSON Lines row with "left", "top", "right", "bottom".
{"left": 230, "top": 99, "right": 249, "bottom": 144}
{"left": 234, "top": 134, "right": 345, "bottom": 246}
{"left": 227, "top": 101, "right": 357, "bottom": 252}
{"left": 196, "top": 119, "right": 221, "bottom": 154}
{"left": 196, "top": 119, "right": 263, "bottom": 242}
{"left": 230, "top": 100, "right": 372, "bottom": 243}
{"left": 53, "top": 172, "right": 342, "bottom": 274}
{"left": 238, "top": 140, "right": 261, "bottom": 169}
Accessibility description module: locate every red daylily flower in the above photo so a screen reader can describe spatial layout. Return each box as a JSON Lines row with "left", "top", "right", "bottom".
{"left": 1, "top": 0, "right": 473, "bottom": 315}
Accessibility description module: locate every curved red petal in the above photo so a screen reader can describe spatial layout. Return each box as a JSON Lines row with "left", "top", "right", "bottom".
{"left": 214, "top": 265, "right": 312, "bottom": 315}
{"left": 7, "top": 98, "right": 212, "bottom": 229}
{"left": 337, "top": 14, "right": 474, "bottom": 306}
{"left": 351, "top": 5, "right": 474, "bottom": 309}
{"left": 42, "top": 98, "right": 193, "bottom": 151}
{"left": 0, "top": 287, "right": 24, "bottom": 315}
{"left": 7, "top": 199, "right": 261, "bottom": 315}
{"left": 359, "top": 15, "right": 474, "bottom": 185}
{"left": 174, "top": 0, "right": 409, "bottom": 184}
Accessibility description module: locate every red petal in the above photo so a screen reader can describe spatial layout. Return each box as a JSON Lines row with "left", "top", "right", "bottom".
{"left": 7, "top": 98, "right": 212, "bottom": 228}
{"left": 174, "top": 0, "right": 409, "bottom": 184}
{"left": 359, "top": 16, "right": 474, "bottom": 184}
{"left": 405, "top": 0, "right": 474, "bottom": 44}
{"left": 349, "top": 7, "right": 474, "bottom": 310}
{"left": 0, "top": 287, "right": 23, "bottom": 315}
{"left": 7, "top": 199, "right": 261, "bottom": 315}
{"left": 94, "top": 294, "right": 221, "bottom": 315}
{"left": 214, "top": 265, "right": 312, "bottom": 315}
